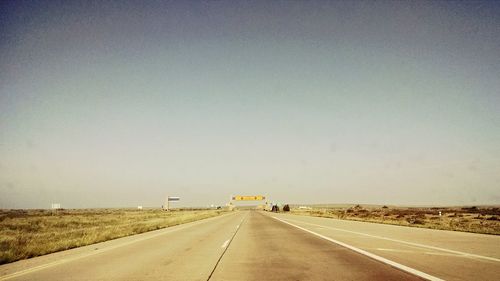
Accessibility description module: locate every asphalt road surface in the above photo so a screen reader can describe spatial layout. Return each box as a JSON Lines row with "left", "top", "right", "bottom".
{"left": 271, "top": 212, "right": 500, "bottom": 281}
{"left": 1, "top": 210, "right": 498, "bottom": 281}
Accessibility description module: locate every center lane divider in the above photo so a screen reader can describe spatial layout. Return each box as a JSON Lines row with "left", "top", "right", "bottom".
{"left": 206, "top": 213, "right": 248, "bottom": 281}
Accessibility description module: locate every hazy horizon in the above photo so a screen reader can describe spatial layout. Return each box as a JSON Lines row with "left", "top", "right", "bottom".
{"left": 1, "top": 1, "right": 500, "bottom": 209}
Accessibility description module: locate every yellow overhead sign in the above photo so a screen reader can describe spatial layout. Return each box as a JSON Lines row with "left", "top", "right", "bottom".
{"left": 232, "top": 195, "right": 266, "bottom": 201}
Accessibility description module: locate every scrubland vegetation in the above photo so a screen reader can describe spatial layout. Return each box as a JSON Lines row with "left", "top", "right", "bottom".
{"left": 0, "top": 208, "right": 227, "bottom": 264}
{"left": 291, "top": 205, "right": 500, "bottom": 235}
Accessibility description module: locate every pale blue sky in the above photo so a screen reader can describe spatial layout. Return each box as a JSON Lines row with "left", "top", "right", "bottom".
{"left": 1, "top": 1, "right": 499, "bottom": 208}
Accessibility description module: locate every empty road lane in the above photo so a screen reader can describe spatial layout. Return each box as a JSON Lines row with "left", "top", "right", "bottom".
{"left": 210, "top": 211, "right": 422, "bottom": 281}
{"left": 271, "top": 212, "right": 500, "bottom": 281}
{"left": 1, "top": 210, "right": 451, "bottom": 280}
{"left": 0, "top": 212, "right": 245, "bottom": 281}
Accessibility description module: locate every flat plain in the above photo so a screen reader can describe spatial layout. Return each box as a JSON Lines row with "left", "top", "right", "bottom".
{"left": 0, "top": 208, "right": 227, "bottom": 264}
{"left": 290, "top": 205, "right": 500, "bottom": 235}
{"left": 1, "top": 210, "right": 499, "bottom": 281}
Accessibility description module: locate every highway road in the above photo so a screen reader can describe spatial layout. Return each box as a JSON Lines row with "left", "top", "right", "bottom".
{"left": 271, "top": 212, "right": 500, "bottom": 281}
{"left": 1, "top": 210, "right": 498, "bottom": 281}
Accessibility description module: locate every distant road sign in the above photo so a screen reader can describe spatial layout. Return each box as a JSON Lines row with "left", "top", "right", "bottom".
{"left": 232, "top": 195, "right": 266, "bottom": 201}
{"left": 168, "top": 197, "right": 180, "bottom": 201}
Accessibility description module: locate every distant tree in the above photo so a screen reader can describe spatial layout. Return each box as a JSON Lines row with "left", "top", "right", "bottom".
{"left": 283, "top": 204, "right": 290, "bottom": 212}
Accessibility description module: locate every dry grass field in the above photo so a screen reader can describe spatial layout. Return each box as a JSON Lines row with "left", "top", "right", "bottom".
{"left": 0, "top": 208, "right": 228, "bottom": 264}
{"left": 290, "top": 205, "right": 500, "bottom": 235}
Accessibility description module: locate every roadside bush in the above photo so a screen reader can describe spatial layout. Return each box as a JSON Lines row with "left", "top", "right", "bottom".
{"left": 283, "top": 205, "right": 290, "bottom": 212}
{"left": 406, "top": 216, "right": 425, "bottom": 225}
{"left": 412, "top": 219, "right": 425, "bottom": 225}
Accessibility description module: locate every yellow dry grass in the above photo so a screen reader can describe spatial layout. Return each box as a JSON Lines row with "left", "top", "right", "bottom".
{"left": 290, "top": 205, "right": 500, "bottom": 235}
{"left": 0, "top": 208, "right": 228, "bottom": 264}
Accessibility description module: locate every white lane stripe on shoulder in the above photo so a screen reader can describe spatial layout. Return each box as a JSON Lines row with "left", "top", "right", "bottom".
{"left": 272, "top": 216, "right": 444, "bottom": 281}
{"left": 282, "top": 217, "right": 500, "bottom": 263}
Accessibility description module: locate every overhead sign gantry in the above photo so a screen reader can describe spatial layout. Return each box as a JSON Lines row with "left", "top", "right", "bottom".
{"left": 232, "top": 195, "right": 266, "bottom": 201}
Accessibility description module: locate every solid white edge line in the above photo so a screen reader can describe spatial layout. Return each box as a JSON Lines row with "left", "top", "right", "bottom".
{"left": 272, "top": 216, "right": 444, "bottom": 281}
{"left": 283, "top": 217, "right": 500, "bottom": 263}
{"left": 0, "top": 212, "right": 239, "bottom": 281}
